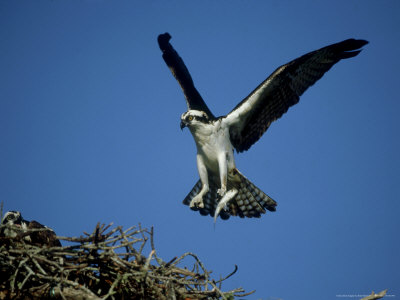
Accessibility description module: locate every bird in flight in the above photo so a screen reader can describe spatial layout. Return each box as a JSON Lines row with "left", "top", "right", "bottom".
{"left": 158, "top": 34, "right": 368, "bottom": 221}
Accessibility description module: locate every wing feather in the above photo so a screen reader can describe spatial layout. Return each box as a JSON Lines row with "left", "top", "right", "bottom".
{"left": 158, "top": 33, "right": 216, "bottom": 119}
{"left": 226, "top": 39, "right": 368, "bottom": 152}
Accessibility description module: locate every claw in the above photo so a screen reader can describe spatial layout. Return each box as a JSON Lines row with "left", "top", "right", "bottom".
{"left": 190, "top": 196, "right": 204, "bottom": 208}
{"left": 217, "top": 187, "right": 227, "bottom": 197}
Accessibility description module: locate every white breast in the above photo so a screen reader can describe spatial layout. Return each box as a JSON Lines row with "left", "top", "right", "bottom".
{"left": 190, "top": 119, "right": 234, "bottom": 171}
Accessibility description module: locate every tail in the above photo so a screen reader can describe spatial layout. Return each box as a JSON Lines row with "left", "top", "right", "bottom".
{"left": 182, "top": 169, "right": 277, "bottom": 220}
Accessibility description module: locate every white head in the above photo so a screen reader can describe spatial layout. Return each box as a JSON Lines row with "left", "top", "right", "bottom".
{"left": 1, "top": 211, "right": 27, "bottom": 238}
{"left": 1, "top": 211, "right": 23, "bottom": 226}
{"left": 180, "top": 110, "right": 210, "bottom": 129}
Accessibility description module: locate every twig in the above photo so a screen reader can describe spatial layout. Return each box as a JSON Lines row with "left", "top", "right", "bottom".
{"left": 215, "top": 264, "right": 238, "bottom": 284}
{"left": 145, "top": 249, "right": 155, "bottom": 270}
{"left": 102, "top": 273, "right": 121, "bottom": 300}
{"left": 19, "top": 264, "right": 35, "bottom": 290}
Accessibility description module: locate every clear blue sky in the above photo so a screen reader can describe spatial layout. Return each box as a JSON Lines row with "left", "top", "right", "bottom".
{"left": 1, "top": 1, "right": 399, "bottom": 299}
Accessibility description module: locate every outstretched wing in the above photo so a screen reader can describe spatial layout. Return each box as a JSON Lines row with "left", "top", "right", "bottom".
{"left": 158, "top": 33, "right": 216, "bottom": 119}
{"left": 226, "top": 39, "right": 368, "bottom": 152}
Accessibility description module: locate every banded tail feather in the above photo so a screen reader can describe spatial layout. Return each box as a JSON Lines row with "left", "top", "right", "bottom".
{"left": 183, "top": 170, "right": 277, "bottom": 220}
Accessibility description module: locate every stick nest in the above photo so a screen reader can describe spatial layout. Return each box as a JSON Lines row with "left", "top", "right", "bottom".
{"left": 0, "top": 223, "right": 254, "bottom": 300}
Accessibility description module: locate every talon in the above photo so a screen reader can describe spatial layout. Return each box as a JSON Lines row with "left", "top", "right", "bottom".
{"left": 190, "top": 196, "right": 204, "bottom": 208}
{"left": 217, "top": 187, "right": 226, "bottom": 197}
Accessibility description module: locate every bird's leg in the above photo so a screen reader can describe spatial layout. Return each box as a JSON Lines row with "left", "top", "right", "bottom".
{"left": 217, "top": 152, "right": 228, "bottom": 197}
{"left": 190, "top": 154, "right": 209, "bottom": 209}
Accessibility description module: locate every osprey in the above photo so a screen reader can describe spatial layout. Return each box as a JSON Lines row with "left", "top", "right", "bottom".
{"left": 0, "top": 211, "right": 61, "bottom": 247}
{"left": 158, "top": 34, "right": 368, "bottom": 221}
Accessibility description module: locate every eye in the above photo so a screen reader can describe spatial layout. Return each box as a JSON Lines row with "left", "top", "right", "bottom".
{"left": 188, "top": 116, "right": 194, "bottom": 121}
{"left": 7, "top": 215, "right": 13, "bottom": 220}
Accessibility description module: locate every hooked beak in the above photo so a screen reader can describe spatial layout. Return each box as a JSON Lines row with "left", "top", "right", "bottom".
{"left": 180, "top": 120, "right": 187, "bottom": 130}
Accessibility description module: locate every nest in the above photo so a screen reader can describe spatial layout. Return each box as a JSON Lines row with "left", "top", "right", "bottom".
{"left": 0, "top": 222, "right": 254, "bottom": 299}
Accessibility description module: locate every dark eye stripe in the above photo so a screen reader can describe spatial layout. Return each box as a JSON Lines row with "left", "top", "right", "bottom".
{"left": 193, "top": 116, "right": 208, "bottom": 122}
{"left": 186, "top": 114, "right": 208, "bottom": 123}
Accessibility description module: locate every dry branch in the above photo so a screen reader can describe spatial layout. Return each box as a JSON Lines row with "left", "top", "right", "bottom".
{"left": 0, "top": 223, "right": 253, "bottom": 299}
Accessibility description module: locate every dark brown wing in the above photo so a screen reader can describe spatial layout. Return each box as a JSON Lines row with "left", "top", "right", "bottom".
{"left": 158, "top": 33, "right": 216, "bottom": 119}
{"left": 226, "top": 39, "right": 368, "bottom": 152}
{"left": 28, "top": 220, "right": 61, "bottom": 247}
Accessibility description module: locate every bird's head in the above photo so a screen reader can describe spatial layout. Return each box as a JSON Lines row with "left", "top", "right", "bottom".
{"left": 1, "top": 211, "right": 23, "bottom": 227}
{"left": 180, "top": 110, "right": 210, "bottom": 130}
